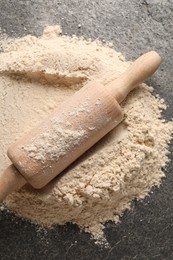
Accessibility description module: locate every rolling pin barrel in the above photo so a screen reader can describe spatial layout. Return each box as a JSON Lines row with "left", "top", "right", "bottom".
{"left": 7, "top": 82, "right": 123, "bottom": 189}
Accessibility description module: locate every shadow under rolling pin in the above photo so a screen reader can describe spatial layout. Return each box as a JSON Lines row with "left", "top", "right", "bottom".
{"left": 0, "top": 51, "right": 161, "bottom": 202}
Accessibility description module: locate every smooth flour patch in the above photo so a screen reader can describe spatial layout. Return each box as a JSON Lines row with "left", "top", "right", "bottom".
{"left": 0, "top": 26, "right": 172, "bottom": 244}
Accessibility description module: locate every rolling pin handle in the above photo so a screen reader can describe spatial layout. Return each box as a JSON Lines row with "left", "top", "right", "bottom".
{"left": 107, "top": 51, "right": 161, "bottom": 103}
{"left": 0, "top": 165, "right": 26, "bottom": 202}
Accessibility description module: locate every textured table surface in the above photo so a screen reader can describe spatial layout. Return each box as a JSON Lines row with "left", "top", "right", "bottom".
{"left": 0, "top": 1, "right": 173, "bottom": 259}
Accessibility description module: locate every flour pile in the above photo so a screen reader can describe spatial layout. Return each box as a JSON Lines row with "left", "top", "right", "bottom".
{"left": 0, "top": 25, "right": 172, "bottom": 243}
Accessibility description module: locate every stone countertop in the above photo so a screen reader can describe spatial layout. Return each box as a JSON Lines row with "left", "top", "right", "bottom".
{"left": 0, "top": 1, "right": 173, "bottom": 259}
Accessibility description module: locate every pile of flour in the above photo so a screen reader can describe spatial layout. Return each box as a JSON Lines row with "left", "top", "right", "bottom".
{"left": 0, "top": 26, "right": 172, "bottom": 243}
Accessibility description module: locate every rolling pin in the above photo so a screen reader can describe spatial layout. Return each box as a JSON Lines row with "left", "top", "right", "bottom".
{"left": 0, "top": 51, "right": 161, "bottom": 202}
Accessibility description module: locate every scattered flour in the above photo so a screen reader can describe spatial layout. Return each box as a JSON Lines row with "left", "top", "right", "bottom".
{"left": 0, "top": 25, "right": 172, "bottom": 244}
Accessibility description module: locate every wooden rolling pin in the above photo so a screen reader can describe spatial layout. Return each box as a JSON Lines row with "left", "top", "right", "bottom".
{"left": 0, "top": 51, "right": 161, "bottom": 202}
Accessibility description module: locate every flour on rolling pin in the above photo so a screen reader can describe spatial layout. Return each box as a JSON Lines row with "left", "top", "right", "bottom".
{"left": 23, "top": 96, "right": 109, "bottom": 163}
{"left": 23, "top": 127, "right": 87, "bottom": 162}
{"left": 0, "top": 26, "right": 173, "bottom": 244}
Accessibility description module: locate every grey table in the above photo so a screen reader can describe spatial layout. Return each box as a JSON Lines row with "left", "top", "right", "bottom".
{"left": 0, "top": 1, "right": 173, "bottom": 259}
